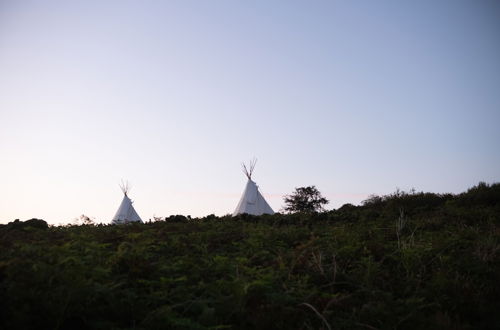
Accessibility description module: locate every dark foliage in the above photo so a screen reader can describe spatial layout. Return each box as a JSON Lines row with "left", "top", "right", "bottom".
{"left": 0, "top": 218, "right": 48, "bottom": 230}
{"left": 0, "top": 183, "right": 499, "bottom": 329}
{"left": 283, "top": 186, "right": 329, "bottom": 213}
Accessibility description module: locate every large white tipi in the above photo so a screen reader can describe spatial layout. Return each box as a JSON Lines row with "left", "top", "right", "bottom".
{"left": 111, "top": 182, "right": 143, "bottom": 224}
{"left": 233, "top": 159, "right": 274, "bottom": 216}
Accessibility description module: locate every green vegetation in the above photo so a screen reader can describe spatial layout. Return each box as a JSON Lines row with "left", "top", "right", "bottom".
{"left": 283, "top": 186, "right": 329, "bottom": 213}
{"left": 1, "top": 183, "right": 499, "bottom": 329}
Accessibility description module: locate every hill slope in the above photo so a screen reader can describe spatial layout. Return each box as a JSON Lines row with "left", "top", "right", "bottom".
{"left": 0, "top": 183, "right": 499, "bottom": 329}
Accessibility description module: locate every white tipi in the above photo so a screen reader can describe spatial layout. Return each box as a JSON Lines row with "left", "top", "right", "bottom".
{"left": 111, "top": 181, "right": 143, "bottom": 224}
{"left": 233, "top": 159, "right": 274, "bottom": 216}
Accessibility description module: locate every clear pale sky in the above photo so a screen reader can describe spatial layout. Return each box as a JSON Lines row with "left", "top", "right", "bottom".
{"left": 1, "top": 1, "right": 499, "bottom": 224}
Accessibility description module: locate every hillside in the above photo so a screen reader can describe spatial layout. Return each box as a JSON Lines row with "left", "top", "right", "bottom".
{"left": 0, "top": 183, "right": 499, "bottom": 329}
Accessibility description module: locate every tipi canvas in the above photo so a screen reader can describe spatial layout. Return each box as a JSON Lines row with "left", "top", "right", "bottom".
{"left": 233, "top": 160, "right": 274, "bottom": 216}
{"left": 112, "top": 182, "right": 143, "bottom": 224}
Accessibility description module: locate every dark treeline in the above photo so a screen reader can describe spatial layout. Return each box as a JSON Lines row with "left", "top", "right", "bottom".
{"left": 0, "top": 183, "right": 499, "bottom": 329}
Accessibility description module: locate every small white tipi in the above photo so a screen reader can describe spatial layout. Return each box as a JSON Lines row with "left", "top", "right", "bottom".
{"left": 233, "top": 159, "right": 274, "bottom": 216}
{"left": 111, "top": 181, "right": 143, "bottom": 224}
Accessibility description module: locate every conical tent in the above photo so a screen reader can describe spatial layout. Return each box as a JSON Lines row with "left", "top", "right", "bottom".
{"left": 233, "top": 160, "right": 274, "bottom": 216}
{"left": 111, "top": 182, "right": 143, "bottom": 224}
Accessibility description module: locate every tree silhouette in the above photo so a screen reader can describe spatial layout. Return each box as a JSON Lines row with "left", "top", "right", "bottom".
{"left": 283, "top": 186, "right": 329, "bottom": 213}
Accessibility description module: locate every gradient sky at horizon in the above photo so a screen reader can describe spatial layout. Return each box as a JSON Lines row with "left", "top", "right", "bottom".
{"left": 1, "top": 0, "right": 499, "bottom": 224}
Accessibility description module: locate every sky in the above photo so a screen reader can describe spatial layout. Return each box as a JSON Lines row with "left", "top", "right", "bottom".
{"left": 1, "top": 0, "right": 499, "bottom": 225}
